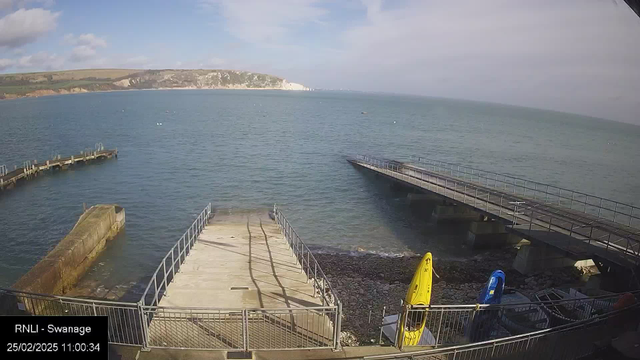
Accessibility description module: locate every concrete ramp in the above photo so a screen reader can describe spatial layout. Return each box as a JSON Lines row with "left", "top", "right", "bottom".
{"left": 147, "top": 210, "right": 336, "bottom": 350}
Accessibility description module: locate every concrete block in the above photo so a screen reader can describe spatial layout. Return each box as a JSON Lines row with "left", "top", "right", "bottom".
{"left": 432, "top": 205, "right": 480, "bottom": 222}
{"left": 466, "top": 221, "right": 509, "bottom": 249}
{"left": 513, "top": 243, "right": 595, "bottom": 275}
{"left": 13, "top": 204, "right": 125, "bottom": 300}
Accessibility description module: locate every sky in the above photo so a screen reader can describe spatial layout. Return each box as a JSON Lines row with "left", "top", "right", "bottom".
{"left": 0, "top": 0, "right": 639, "bottom": 124}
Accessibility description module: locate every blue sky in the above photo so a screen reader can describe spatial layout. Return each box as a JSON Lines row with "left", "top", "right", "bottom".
{"left": 1, "top": 0, "right": 640, "bottom": 124}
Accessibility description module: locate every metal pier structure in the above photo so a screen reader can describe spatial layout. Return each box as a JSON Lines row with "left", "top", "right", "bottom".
{"left": 0, "top": 143, "right": 117, "bottom": 191}
{"left": 349, "top": 155, "right": 640, "bottom": 273}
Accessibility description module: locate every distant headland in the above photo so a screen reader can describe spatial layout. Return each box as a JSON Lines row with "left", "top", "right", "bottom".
{"left": 0, "top": 69, "right": 310, "bottom": 100}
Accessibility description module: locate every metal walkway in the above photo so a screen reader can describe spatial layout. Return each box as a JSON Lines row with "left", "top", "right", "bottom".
{"left": 350, "top": 155, "right": 640, "bottom": 270}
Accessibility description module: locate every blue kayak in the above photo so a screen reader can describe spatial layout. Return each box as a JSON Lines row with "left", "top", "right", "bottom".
{"left": 477, "top": 270, "right": 506, "bottom": 305}
{"left": 466, "top": 270, "right": 506, "bottom": 342}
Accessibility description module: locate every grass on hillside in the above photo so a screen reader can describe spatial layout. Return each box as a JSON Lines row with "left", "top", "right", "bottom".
{"left": 0, "top": 79, "right": 115, "bottom": 95}
{"left": 0, "top": 69, "right": 141, "bottom": 81}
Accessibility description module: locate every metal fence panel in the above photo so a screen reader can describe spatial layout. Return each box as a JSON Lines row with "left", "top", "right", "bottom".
{"left": 395, "top": 291, "right": 634, "bottom": 350}
{"left": 0, "top": 288, "right": 144, "bottom": 345}
{"left": 140, "top": 306, "right": 338, "bottom": 350}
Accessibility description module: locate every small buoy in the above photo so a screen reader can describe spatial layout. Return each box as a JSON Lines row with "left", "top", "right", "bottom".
{"left": 393, "top": 121, "right": 397, "bottom": 124}
{"left": 157, "top": 122, "right": 163, "bottom": 126}
{"left": 361, "top": 111, "right": 367, "bottom": 114}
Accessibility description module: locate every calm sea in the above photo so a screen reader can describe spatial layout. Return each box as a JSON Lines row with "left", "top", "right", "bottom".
{"left": 1, "top": 90, "right": 639, "bottom": 292}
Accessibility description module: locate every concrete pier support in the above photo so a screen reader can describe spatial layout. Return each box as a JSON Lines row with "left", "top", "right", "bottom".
{"left": 432, "top": 204, "right": 480, "bottom": 222}
{"left": 466, "top": 221, "right": 511, "bottom": 248}
{"left": 513, "top": 243, "right": 594, "bottom": 275}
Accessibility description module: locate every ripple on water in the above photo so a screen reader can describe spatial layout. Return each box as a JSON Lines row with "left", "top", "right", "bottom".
{"left": 0, "top": 90, "right": 639, "bottom": 290}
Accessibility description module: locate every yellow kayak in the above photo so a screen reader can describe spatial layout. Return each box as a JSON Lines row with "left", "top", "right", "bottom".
{"left": 397, "top": 252, "right": 433, "bottom": 346}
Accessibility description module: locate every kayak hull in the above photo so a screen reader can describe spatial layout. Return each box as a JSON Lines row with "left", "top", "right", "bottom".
{"left": 398, "top": 252, "right": 433, "bottom": 346}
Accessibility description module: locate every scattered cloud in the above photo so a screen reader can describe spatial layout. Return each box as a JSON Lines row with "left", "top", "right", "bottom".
{"left": 0, "top": 8, "right": 60, "bottom": 48}
{"left": 0, "top": 58, "right": 14, "bottom": 70}
{"left": 69, "top": 45, "right": 96, "bottom": 62}
{"left": 15, "top": 0, "right": 56, "bottom": 8}
{"left": 63, "top": 33, "right": 107, "bottom": 63}
{"left": 0, "top": 0, "right": 12, "bottom": 10}
{"left": 201, "top": 0, "right": 327, "bottom": 44}
{"left": 16, "top": 51, "right": 63, "bottom": 69}
{"left": 63, "top": 33, "right": 107, "bottom": 48}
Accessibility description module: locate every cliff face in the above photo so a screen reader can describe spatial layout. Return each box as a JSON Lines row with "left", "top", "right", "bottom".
{"left": 0, "top": 69, "right": 309, "bottom": 99}
{"left": 115, "top": 70, "right": 309, "bottom": 90}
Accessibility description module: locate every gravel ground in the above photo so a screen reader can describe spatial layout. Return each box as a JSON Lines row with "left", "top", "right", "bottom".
{"left": 314, "top": 248, "right": 587, "bottom": 346}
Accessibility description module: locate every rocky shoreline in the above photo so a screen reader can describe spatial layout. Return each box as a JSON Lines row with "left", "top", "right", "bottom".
{"left": 314, "top": 248, "right": 588, "bottom": 346}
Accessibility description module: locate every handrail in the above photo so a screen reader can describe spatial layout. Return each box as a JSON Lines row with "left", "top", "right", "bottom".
{"left": 402, "top": 160, "right": 640, "bottom": 254}
{"left": 406, "top": 289, "right": 640, "bottom": 310}
{"left": 141, "top": 305, "right": 337, "bottom": 311}
{"left": 354, "top": 155, "right": 640, "bottom": 264}
{"left": 140, "top": 203, "right": 212, "bottom": 307}
{"left": 0, "top": 286, "right": 144, "bottom": 346}
{"left": 273, "top": 205, "right": 340, "bottom": 307}
{"left": 273, "top": 205, "right": 342, "bottom": 350}
{"left": 2, "top": 283, "right": 636, "bottom": 354}
{"left": 410, "top": 155, "right": 640, "bottom": 229}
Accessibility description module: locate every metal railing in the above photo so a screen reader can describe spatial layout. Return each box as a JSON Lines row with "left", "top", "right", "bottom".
{"left": 141, "top": 305, "right": 338, "bottom": 350}
{"left": 273, "top": 204, "right": 340, "bottom": 307}
{"left": 0, "top": 287, "right": 145, "bottom": 346}
{"left": 0, "top": 165, "right": 7, "bottom": 177}
{"left": 395, "top": 291, "right": 632, "bottom": 350}
{"left": 273, "top": 205, "right": 342, "bottom": 349}
{"left": 141, "top": 203, "right": 212, "bottom": 307}
{"left": 410, "top": 156, "right": 640, "bottom": 229}
{"left": 355, "top": 155, "right": 640, "bottom": 265}
{"left": 1, "top": 286, "right": 636, "bottom": 355}
{"left": 368, "top": 299, "right": 640, "bottom": 360}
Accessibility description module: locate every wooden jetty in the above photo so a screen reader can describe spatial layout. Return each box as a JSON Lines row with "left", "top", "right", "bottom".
{"left": 0, "top": 146, "right": 117, "bottom": 191}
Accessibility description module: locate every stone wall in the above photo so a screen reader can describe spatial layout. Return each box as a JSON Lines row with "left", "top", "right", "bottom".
{"left": 12, "top": 204, "right": 125, "bottom": 296}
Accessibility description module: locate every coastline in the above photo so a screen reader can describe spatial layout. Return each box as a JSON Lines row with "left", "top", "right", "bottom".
{"left": 0, "top": 86, "right": 311, "bottom": 102}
